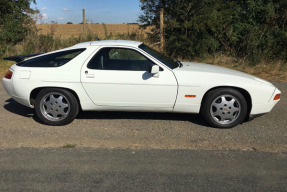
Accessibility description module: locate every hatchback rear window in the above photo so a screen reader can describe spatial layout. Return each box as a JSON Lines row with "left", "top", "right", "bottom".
{"left": 17, "top": 48, "right": 86, "bottom": 67}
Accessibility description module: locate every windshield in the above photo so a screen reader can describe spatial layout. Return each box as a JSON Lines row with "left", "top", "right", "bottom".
{"left": 139, "top": 44, "right": 179, "bottom": 69}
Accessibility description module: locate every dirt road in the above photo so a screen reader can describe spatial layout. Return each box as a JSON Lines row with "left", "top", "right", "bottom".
{"left": 0, "top": 82, "right": 286, "bottom": 152}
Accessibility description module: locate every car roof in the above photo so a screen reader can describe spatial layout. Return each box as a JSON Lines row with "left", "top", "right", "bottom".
{"left": 73, "top": 40, "right": 143, "bottom": 48}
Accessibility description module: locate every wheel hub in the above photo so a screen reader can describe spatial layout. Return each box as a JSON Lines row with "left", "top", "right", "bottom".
{"left": 210, "top": 95, "right": 241, "bottom": 125}
{"left": 40, "top": 93, "right": 70, "bottom": 122}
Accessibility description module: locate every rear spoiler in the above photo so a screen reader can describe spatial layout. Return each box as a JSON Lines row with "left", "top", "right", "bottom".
{"left": 3, "top": 53, "right": 45, "bottom": 63}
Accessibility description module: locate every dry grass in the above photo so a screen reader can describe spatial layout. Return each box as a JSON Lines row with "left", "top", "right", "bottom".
{"left": 1, "top": 25, "right": 286, "bottom": 82}
{"left": 197, "top": 55, "right": 287, "bottom": 82}
{"left": 0, "top": 60, "right": 14, "bottom": 77}
{"left": 1, "top": 55, "right": 286, "bottom": 82}
{"left": 36, "top": 24, "right": 151, "bottom": 39}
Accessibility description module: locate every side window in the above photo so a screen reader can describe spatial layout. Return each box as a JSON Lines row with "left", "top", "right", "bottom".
{"left": 18, "top": 48, "right": 86, "bottom": 67}
{"left": 109, "top": 49, "right": 146, "bottom": 61}
{"left": 87, "top": 47, "right": 155, "bottom": 71}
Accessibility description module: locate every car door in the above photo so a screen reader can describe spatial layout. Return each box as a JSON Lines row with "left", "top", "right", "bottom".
{"left": 81, "top": 46, "right": 178, "bottom": 110}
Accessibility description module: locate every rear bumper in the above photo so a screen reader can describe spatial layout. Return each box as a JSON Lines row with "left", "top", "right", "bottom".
{"left": 2, "top": 77, "right": 15, "bottom": 96}
{"left": 2, "top": 77, "right": 32, "bottom": 108}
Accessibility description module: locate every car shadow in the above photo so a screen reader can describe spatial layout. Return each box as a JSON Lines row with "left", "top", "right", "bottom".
{"left": 77, "top": 111, "right": 207, "bottom": 126}
{"left": 4, "top": 98, "right": 34, "bottom": 118}
{"left": 4, "top": 98, "right": 44, "bottom": 124}
{"left": 4, "top": 98, "right": 207, "bottom": 127}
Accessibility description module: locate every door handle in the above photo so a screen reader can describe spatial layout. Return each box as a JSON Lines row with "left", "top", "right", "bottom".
{"left": 84, "top": 71, "right": 95, "bottom": 78}
{"left": 85, "top": 74, "right": 95, "bottom": 78}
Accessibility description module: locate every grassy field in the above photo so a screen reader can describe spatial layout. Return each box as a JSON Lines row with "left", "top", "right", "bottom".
{"left": 197, "top": 55, "right": 287, "bottom": 82}
{"left": 36, "top": 24, "right": 151, "bottom": 39}
{"left": 1, "top": 56, "right": 286, "bottom": 82}
{"left": 0, "top": 24, "right": 286, "bottom": 82}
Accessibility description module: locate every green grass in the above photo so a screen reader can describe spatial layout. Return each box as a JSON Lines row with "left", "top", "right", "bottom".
{"left": 63, "top": 144, "right": 76, "bottom": 148}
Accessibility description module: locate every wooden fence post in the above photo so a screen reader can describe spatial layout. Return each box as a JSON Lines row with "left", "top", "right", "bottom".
{"left": 160, "top": 7, "right": 164, "bottom": 53}
{"left": 83, "top": 9, "right": 86, "bottom": 35}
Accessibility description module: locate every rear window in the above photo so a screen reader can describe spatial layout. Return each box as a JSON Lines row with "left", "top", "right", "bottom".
{"left": 17, "top": 48, "right": 86, "bottom": 67}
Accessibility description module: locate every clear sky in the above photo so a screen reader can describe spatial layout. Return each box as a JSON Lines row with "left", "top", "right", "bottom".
{"left": 31, "top": 0, "right": 142, "bottom": 24}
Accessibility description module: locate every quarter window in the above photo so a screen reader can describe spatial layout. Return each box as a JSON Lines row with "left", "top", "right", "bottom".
{"left": 17, "top": 48, "right": 86, "bottom": 67}
{"left": 87, "top": 48, "right": 155, "bottom": 71}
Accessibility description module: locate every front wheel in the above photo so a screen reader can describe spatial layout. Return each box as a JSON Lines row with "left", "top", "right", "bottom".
{"left": 200, "top": 88, "right": 248, "bottom": 128}
{"left": 35, "top": 88, "right": 79, "bottom": 126}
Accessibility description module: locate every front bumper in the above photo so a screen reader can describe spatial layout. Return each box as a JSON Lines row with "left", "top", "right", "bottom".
{"left": 250, "top": 88, "right": 281, "bottom": 115}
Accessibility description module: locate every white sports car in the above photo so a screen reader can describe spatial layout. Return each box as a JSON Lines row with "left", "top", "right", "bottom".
{"left": 2, "top": 40, "right": 281, "bottom": 128}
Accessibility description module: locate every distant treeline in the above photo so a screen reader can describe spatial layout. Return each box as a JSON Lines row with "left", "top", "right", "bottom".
{"left": 140, "top": 0, "right": 287, "bottom": 63}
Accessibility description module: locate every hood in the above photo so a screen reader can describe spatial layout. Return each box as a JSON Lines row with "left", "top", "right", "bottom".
{"left": 173, "top": 62, "right": 273, "bottom": 87}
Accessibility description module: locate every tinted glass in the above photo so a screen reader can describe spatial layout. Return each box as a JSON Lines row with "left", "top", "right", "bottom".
{"left": 17, "top": 48, "right": 86, "bottom": 67}
{"left": 87, "top": 48, "right": 155, "bottom": 71}
{"left": 139, "top": 44, "right": 179, "bottom": 69}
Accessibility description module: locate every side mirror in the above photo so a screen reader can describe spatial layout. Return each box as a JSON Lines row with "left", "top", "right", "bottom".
{"left": 150, "top": 65, "right": 160, "bottom": 77}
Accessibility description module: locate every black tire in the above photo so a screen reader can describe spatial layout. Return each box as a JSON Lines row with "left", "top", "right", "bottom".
{"left": 200, "top": 88, "right": 247, "bottom": 128}
{"left": 35, "top": 88, "right": 79, "bottom": 126}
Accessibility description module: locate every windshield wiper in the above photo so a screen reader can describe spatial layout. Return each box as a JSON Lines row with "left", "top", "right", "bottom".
{"left": 176, "top": 60, "right": 183, "bottom": 68}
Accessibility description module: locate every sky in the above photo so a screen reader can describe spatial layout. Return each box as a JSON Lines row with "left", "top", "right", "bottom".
{"left": 31, "top": 0, "right": 142, "bottom": 24}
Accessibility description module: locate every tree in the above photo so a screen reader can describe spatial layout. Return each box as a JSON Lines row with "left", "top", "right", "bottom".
{"left": 66, "top": 22, "right": 73, "bottom": 24}
{"left": 139, "top": 0, "right": 227, "bottom": 58}
{"left": 139, "top": 0, "right": 287, "bottom": 62}
{"left": 0, "top": 0, "right": 37, "bottom": 44}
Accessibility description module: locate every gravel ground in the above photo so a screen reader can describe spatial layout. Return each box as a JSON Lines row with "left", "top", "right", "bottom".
{"left": 0, "top": 82, "right": 286, "bottom": 152}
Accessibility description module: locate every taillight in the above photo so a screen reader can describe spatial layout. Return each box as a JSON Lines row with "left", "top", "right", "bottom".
{"left": 4, "top": 70, "right": 13, "bottom": 79}
{"left": 273, "top": 94, "right": 280, "bottom": 100}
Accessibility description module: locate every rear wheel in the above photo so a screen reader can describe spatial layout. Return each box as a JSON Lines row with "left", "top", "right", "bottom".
{"left": 35, "top": 88, "right": 79, "bottom": 126}
{"left": 200, "top": 88, "right": 247, "bottom": 128}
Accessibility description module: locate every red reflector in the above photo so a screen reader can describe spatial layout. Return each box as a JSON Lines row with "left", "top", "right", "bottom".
{"left": 185, "top": 95, "right": 196, "bottom": 98}
{"left": 274, "top": 94, "right": 280, "bottom": 100}
{"left": 4, "top": 70, "right": 13, "bottom": 79}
